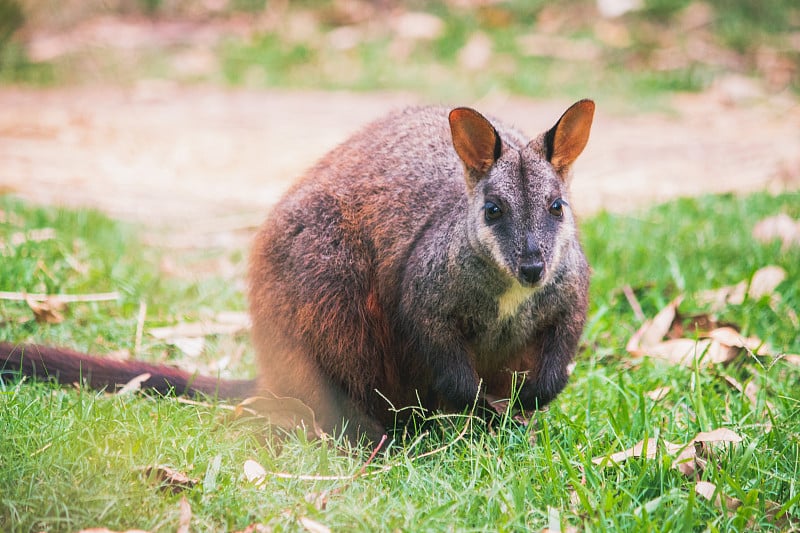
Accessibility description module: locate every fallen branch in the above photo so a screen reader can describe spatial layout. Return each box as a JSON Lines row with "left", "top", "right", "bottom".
{"left": 0, "top": 291, "right": 119, "bottom": 303}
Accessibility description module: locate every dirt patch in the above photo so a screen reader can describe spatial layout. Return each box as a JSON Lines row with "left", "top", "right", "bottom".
{"left": 1, "top": 84, "right": 798, "bottom": 235}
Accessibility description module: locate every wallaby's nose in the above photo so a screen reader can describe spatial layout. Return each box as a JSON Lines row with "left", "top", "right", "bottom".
{"left": 520, "top": 261, "right": 545, "bottom": 285}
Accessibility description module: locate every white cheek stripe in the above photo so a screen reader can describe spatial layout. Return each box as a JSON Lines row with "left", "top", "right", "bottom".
{"left": 476, "top": 224, "right": 514, "bottom": 278}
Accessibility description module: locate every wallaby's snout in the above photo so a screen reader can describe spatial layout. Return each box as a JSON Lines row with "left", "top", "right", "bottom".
{"left": 519, "top": 233, "right": 545, "bottom": 286}
{"left": 519, "top": 260, "right": 544, "bottom": 285}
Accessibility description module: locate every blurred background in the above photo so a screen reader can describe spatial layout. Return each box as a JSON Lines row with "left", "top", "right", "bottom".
{"left": 3, "top": 0, "right": 798, "bottom": 99}
{"left": 0, "top": 0, "right": 798, "bottom": 226}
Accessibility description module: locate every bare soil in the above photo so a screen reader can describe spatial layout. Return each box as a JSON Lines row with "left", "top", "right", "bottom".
{"left": 1, "top": 84, "right": 798, "bottom": 236}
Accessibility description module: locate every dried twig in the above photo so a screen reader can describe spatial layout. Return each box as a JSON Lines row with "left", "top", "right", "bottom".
{"left": 134, "top": 300, "right": 147, "bottom": 356}
{"left": 622, "top": 285, "right": 646, "bottom": 322}
{"left": 0, "top": 291, "right": 119, "bottom": 303}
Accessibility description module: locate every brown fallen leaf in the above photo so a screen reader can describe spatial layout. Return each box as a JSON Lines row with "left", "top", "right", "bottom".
{"left": 695, "top": 481, "right": 741, "bottom": 511}
{"left": 695, "top": 482, "right": 789, "bottom": 529}
{"left": 692, "top": 428, "right": 743, "bottom": 445}
{"left": 747, "top": 265, "right": 787, "bottom": 300}
{"left": 593, "top": 429, "right": 743, "bottom": 477}
{"left": 592, "top": 437, "right": 683, "bottom": 465}
{"left": 140, "top": 465, "right": 198, "bottom": 494}
{"left": 117, "top": 373, "right": 151, "bottom": 395}
{"left": 639, "top": 337, "right": 739, "bottom": 367}
{"left": 708, "top": 327, "right": 766, "bottom": 352}
{"left": 626, "top": 296, "right": 683, "bottom": 356}
{"left": 297, "top": 516, "right": 330, "bottom": 533}
{"left": 236, "top": 394, "right": 325, "bottom": 439}
{"left": 782, "top": 354, "right": 800, "bottom": 367}
{"left": 177, "top": 496, "right": 191, "bottom": 533}
{"left": 696, "top": 281, "right": 747, "bottom": 312}
{"left": 627, "top": 293, "right": 773, "bottom": 367}
{"left": 696, "top": 265, "right": 786, "bottom": 312}
{"left": 646, "top": 386, "right": 671, "bottom": 401}
{"left": 26, "top": 295, "right": 66, "bottom": 324}
{"left": 753, "top": 213, "right": 800, "bottom": 250}
{"left": 243, "top": 459, "right": 267, "bottom": 487}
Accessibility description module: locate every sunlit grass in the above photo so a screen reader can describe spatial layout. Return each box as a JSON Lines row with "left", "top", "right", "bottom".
{"left": 1, "top": 191, "right": 799, "bottom": 531}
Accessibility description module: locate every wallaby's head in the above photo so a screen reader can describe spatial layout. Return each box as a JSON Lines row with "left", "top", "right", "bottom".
{"left": 449, "top": 100, "right": 594, "bottom": 293}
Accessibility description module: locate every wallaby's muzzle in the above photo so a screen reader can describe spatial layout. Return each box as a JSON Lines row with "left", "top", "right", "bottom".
{"left": 519, "top": 261, "right": 545, "bottom": 286}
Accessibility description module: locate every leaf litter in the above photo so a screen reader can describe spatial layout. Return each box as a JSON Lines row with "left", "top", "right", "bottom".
{"left": 627, "top": 265, "right": 797, "bottom": 367}
{"left": 613, "top": 263, "right": 797, "bottom": 527}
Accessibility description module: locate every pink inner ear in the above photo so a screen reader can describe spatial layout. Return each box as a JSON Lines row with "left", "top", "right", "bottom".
{"left": 449, "top": 108, "right": 499, "bottom": 175}
{"left": 551, "top": 100, "right": 594, "bottom": 172}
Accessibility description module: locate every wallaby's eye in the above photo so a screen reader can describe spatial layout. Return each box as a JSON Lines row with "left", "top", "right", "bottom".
{"left": 484, "top": 201, "right": 503, "bottom": 222}
{"left": 549, "top": 199, "right": 564, "bottom": 218}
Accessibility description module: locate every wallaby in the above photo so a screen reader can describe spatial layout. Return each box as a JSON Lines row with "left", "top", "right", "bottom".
{"left": 1, "top": 100, "right": 595, "bottom": 443}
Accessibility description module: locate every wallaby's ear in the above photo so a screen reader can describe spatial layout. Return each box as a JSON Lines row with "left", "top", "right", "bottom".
{"left": 449, "top": 107, "right": 502, "bottom": 187}
{"left": 545, "top": 99, "right": 595, "bottom": 175}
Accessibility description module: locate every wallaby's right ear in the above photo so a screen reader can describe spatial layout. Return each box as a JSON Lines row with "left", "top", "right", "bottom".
{"left": 545, "top": 99, "right": 595, "bottom": 175}
{"left": 449, "top": 107, "right": 502, "bottom": 189}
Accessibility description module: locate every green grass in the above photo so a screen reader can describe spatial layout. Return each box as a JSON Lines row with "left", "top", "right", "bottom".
{"left": 1, "top": 191, "right": 800, "bottom": 531}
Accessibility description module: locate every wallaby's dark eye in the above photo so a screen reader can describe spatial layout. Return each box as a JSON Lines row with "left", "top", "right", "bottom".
{"left": 549, "top": 199, "right": 564, "bottom": 218}
{"left": 484, "top": 201, "right": 502, "bottom": 222}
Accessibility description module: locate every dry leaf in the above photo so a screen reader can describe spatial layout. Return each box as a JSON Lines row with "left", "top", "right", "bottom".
{"left": 26, "top": 295, "right": 66, "bottom": 324}
{"left": 697, "top": 266, "right": 786, "bottom": 312}
{"left": 707, "top": 327, "right": 765, "bottom": 352}
{"left": 626, "top": 296, "right": 682, "bottom": 356}
{"left": 646, "top": 386, "right": 671, "bottom": 401}
{"left": 696, "top": 281, "right": 747, "bottom": 312}
{"left": 782, "top": 354, "right": 800, "bottom": 367}
{"left": 592, "top": 437, "right": 677, "bottom": 465}
{"left": 722, "top": 376, "right": 763, "bottom": 409}
{"left": 627, "top": 294, "right": 774, "bottom": 367}
{"left": 695, "top": 482, "right": 788, "bottom": 528}
{"left": 753, "top": 213, "right": 800, "bottom": 250}
{"left": 141, "top": 465, "right": 198, "bottom": 494}
{"left": 116, "top": 373, "right": 152, "bottom": 395}
{"left": 236, "top": 395, "right": 325, "bottom": 439}
{"left": 297, "top": 516, "right": 330, "bottom": 533}
{"left": 243, "top": 459, "right": 267, "bottom": 487}
{"left": 695, "top": 481, "right": 741, "bottom": 511}
{"left": 177, "top": 496, "right": 192, "bottom": 533}
{"left": 593, "top": 429, "right": 743, "bottom": 477}
{"left": 642, "top": 338, "right": 740, "bottom": 367}
{"left": 747, "top": 266, "right": 787, "bottom": 300}
{"left": 692, "top": 428, "right": 743, "bottom": 445}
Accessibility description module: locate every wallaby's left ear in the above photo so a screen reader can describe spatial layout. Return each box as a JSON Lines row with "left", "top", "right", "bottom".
{"left": 449, "top": 107, "right": 502, "bottom": 189}
{"left": 545, "top": 99, "right": 595, "bottom": 175}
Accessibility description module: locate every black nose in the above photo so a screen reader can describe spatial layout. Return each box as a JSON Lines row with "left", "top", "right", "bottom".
{"left": 519, "top": 262, "right": 545, "bottom": 285}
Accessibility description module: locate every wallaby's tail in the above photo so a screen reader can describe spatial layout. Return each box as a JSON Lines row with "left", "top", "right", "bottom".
{"left": 0, "top": 342, "right": 256, "bottom": 399}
